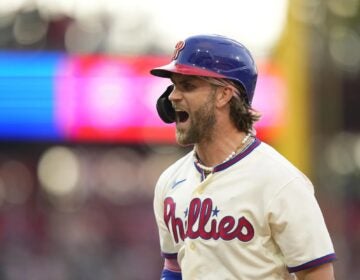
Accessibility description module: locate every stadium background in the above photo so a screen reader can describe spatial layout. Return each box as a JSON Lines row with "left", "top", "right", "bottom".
{"left": 0, "top": 0, "right": 359, "bottom": 279}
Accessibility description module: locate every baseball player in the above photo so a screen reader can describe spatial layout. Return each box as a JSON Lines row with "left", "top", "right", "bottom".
{"left": 151, "top": 34, "right": 336, "bottom": 280}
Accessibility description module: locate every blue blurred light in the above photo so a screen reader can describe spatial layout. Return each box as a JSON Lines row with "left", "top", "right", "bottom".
{"left": 0, "top": 51, "right": 64, "bottom": 141}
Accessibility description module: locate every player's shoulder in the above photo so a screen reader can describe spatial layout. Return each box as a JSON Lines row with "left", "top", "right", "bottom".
{"left": 155, "top": 149, "right": 194, "bottom": 189}
{"left": 253, "top": 141, "right": 312, "bottom": 186}
{"left": 162, "top": 149, "right": 194, "bottom": 175}
{"left": 255, "top": 142, "right": 301, "bottom": 172}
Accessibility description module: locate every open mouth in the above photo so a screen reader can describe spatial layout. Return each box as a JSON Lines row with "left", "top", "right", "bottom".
{"left": 176, "top": 110, "right": 189, "bottom": 123}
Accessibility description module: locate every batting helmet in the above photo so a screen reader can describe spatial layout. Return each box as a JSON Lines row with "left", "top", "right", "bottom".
{"left": 150, "top": 34, "right": 258, "bottom": 123}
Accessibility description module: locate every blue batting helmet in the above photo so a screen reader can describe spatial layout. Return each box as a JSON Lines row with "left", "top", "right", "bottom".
{"left": 150, "top": 34, "right": 258, "bottom": 105}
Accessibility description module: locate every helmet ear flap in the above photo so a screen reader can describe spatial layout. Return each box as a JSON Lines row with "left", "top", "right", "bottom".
{"left": 156, "top": 85, "right": 175, "bottom": 123}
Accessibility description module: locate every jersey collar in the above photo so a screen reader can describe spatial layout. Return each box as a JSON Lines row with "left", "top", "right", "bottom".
{"left": 193, "top": 138, "right": 261, "bottom": 175}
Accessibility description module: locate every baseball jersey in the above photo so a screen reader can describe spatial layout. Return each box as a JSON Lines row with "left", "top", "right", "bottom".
{"left": 153, "top": 138, "right": 336, "bottom": 280}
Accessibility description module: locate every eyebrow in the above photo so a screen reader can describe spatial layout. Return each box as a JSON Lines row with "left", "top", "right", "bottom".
{"left": 170, "top": 76, "right": 198, "bottom": 84}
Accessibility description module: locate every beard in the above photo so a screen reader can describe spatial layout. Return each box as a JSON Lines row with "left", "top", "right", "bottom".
{"left": 175, "top": 94, "right": 216, "bottom": 146}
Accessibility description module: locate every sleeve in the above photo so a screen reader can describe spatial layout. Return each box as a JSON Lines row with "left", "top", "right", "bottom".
{"left": 153, "top": 171, "right": 179, "bottom": 259}
{"left": 267, "top": 177, "right": 336, "bottom": 272}
{"left": 161, "top": 269, "right": 182, "bottom": 280}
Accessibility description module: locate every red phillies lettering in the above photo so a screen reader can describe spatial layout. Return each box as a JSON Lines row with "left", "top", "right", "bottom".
{"left": 164, "top": 197, "right": 185, "bottom": 242}
{"left": 163, "top": 197, "right": 255, "bottom": 243}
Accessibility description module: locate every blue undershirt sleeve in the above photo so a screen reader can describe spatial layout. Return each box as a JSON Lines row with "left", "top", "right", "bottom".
{"left": 161, "top": 269, "right": 182, "bottom": 280}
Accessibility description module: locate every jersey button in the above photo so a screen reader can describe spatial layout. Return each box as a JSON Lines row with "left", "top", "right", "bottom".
{"left": 190, "top": 243, "right": 196, "bottom": 250}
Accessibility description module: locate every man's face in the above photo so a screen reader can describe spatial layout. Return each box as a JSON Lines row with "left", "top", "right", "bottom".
{"left": 169, "top": 74, "right": 217, "bottom": 146}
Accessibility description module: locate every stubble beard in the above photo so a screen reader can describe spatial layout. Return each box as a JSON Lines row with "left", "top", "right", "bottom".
{"left": 176, "top": 96, "right": 216, "bottom": 146}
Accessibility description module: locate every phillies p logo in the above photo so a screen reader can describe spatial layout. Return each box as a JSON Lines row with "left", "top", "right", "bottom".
{"left": 172, "top": 41, "right": 185, "bottom": 60}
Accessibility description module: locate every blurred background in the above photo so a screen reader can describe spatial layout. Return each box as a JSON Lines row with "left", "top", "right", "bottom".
{"left": 0, "top": 0, "right": 358, "bottom": 279}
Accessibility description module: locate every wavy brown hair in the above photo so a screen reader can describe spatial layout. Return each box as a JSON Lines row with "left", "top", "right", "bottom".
{"left": 198, "top": 76, "right": 261, "bottom": 134}
{"left": 229, "top": 86, "right": 261, "bottom": 134}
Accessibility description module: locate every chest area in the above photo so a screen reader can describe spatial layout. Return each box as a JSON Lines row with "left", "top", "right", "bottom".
{"left": 163, "top": 173, "right": 265, "bottom": 243}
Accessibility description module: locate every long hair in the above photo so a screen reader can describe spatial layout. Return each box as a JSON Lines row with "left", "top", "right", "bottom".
{"left": 198, "top": 77, "right": 261, "bottom": 134}
{"left": 229, "top": 86, "right": 261, "bottom": 134}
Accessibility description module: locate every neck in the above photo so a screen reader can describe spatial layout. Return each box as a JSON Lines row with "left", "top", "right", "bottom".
{"left": 195, "top": 130, "right": 250, "bottom": 167}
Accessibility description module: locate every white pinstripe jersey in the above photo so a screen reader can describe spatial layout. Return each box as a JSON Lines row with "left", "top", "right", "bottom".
{"left": 153, "top": 139, "right": 336, "bottom": 280}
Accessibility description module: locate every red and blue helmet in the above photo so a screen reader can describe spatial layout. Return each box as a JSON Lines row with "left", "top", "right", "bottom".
{"left": 150, "top": 34, "right": 258, "bottom": 105}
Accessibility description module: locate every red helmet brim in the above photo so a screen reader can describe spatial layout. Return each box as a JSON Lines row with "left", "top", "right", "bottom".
{"left": 150, "top": 61, "right": 226, "bottom": 79}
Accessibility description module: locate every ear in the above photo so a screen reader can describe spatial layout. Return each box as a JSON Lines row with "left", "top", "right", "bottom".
{"left": 215, "top": 86, "right": 234, "bottom": 108}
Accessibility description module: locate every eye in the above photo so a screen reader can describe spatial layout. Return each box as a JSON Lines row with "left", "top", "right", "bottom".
{"left": 178, "top": 82, "right": 196, "bottom": 92}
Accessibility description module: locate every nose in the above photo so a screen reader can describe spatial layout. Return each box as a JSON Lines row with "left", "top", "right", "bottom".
{"left": 168, "top": 86, "right": 182, "bottom": 102}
